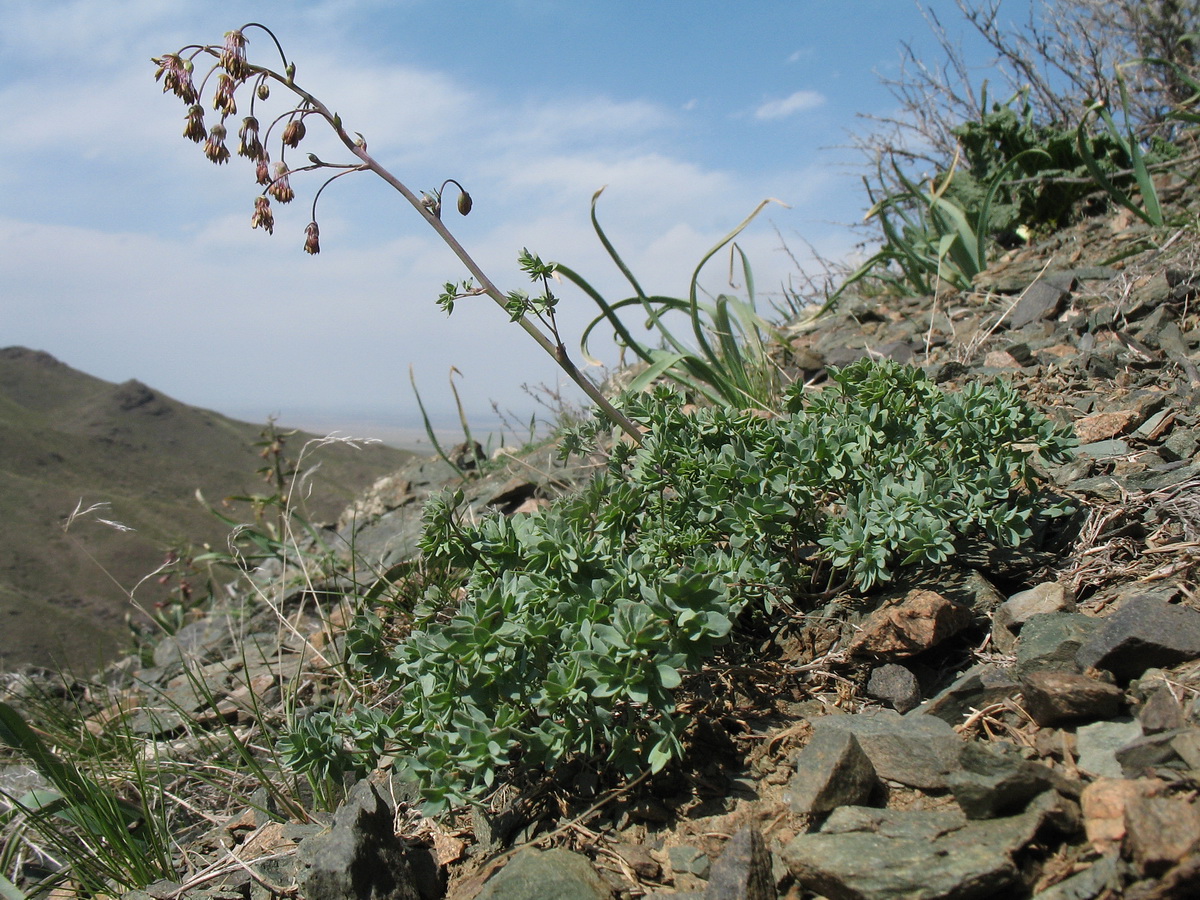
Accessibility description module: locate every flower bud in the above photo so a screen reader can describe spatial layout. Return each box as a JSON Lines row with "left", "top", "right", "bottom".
{"left": 183, "top": 104, "right": 206, "bottom": 143}
{"left": 213, "top": 73, "right": 237, "bottom": 116}
{"left": 203, "top": 122, "right": 230, "bottom": 164}
{"left": 237, "top": 116, "right": 264, "bottom": 160}
{"left": 303, "top": 221, "right": 320, "bottom": 255}
{"left": 251, "top": 196, "right": 274, "bottom": 235}
{"left": 256, "top": 82, "right": 270, "bottom": 101}
{"left": 281, "top": 118, "right": 306, "bottom": 148}
{"left": 268, "top": 161, "right": 294, "bottom": 203}
{"left": 457, "top": 190, "right": 473, "bottom": 216}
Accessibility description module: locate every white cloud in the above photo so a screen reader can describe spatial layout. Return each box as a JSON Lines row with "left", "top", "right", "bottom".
{"left": 754, "top": 90, "right": 826, "bottom": 120}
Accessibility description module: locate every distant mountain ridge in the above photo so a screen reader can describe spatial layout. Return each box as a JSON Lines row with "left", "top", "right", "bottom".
{"left": 0, "top": 346, "right": 412, "bottom": 670}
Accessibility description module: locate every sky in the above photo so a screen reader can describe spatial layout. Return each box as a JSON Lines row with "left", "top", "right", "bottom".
{"left": 2, "top": 0, "right": 1010, "bottom": 447}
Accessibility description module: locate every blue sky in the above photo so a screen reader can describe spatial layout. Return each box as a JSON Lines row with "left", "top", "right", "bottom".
{"left": 2, "top": 0, "right": 1008, "bottom": 444}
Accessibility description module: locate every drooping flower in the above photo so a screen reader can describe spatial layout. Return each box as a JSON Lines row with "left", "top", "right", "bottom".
{"left": 303, "top": 221, "right": 320, "bottom": 255}
{"left": 251, "top": 196, "right": 274, "bottom": 235}
{"left": 220, "top": 29, "right": 250, "bottom": 82}
{"left": 237, "top": 116, "right": 264, "bottom": 160}
{"left": 268, "top": 161, "right": 294, "bottom": 202}
{"left": 213, "top": 73, "right": 237, "bottom": 116}
{"left": 152, "top": 53, "right": 197, "bottom": 104}
{"left": 183, "top": 104, "right": 207, "bottom": 143}
{"left": 203, "top": 122, "right": 230, "bottom": 164}
{"left": 281, "top": 117, "right": 306, "bottom": 148}
{"left": 255, "top": 154, "right": 272, "bottom": 186}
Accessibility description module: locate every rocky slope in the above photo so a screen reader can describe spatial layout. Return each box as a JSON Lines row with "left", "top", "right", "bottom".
{"left": 7, "top": 180, "right": 1200, "bottom": 899}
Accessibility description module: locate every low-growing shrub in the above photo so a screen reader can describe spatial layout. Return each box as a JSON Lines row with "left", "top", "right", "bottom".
{"left": 280, "top": 358, "right": 1076, "bottom": 811}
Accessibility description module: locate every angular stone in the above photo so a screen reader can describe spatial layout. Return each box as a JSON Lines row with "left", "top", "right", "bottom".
{"left": 1016, "top": 613, "right": 1104, "bottom": 678}
{"left": 1074, "top": 438, "right": 1131, "bottom": 460}
{"left": 1074, "top": 409, "right": 1138, "bottom": 443}
{"left": 1077, "top": 595, "right": 1200, "bottom": 682}
{"left": 947, "top": 742, "right": 1060, "bottom": 820}
{"left": 1117, "top": 728, "right": 1196, "bottom": 775}
{"left": 475, "top": 848, "right": 612, "bottom": 900}
{"left": 670, "top": 845, "right": 711, "bottom": 879}
{"left": 866, "top": 663, "right": 921, "bottom": 713}
{"left": 1076, "top": 719, "right": 1144, "bottom": 778}
{"left": 1029, "top": 853, "right": 1121, "bottom": 900}
{"left": 781, "top": 799, "right": 1048, "bottom": 900}
{"left": 912, "top": 663, "right": 1020, "bottom": 725}
{"left": 1008, "top": 276, "right": 1071, "bottom": 329}
{"left": 298, "top": 780, "right": 421, "bottom": 900}
{"left": 1081, "top": 777, "right": 1166, "bottom": 855}
{"left": 703, "top": 826, "right": 775, "bottom": 900}
{"left": 785, "top": 729, "right": 877, "bottom": 815}
{"left": 1019, "top": 670, "right": 1125, "bottom": 726}
{"left": 848, "top": 589, "right": 974, "bottom": 658}
{"left": 1139, "top": 685, "right": 1186, "bottom": 734}
{"left": 1123, "top": 795, "right": 1200, "bottom": 878}
{"left": 1172, "top": 731, "right": 1200, "bottom": 771}
{"left": 992, "top": 582, "right": 1074, "bottom": 654}
{"left": 813, "top": 710, "right": 962, "bottom": 789}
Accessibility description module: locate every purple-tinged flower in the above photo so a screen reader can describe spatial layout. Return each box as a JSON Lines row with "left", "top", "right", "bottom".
{"left": 203, "top": 122, "right": 230, "bottom": 164}
{"left": 251, "top": 196, "right": 274, "bottom": 235}
{"left": 303, "top": 221, "right": 320, "bottom": 255}
{"left": 255, "top": 154, "right": 272, "bottom": 186}
{"left": 213, "top": 73, "right": 237, "bottom": 116}
{"left": 237, "top": 116, "right": 264, "bottom": 160}
{"left": 152, "top": 53, "right": 197, "bottom": 104}
{"left": 220, "top": 29, "right": 250, "bottom": 82}
{"left": 281, "top": 117, "right": 306, "bottom": 148}
{"left": 268, "top": 161, "right": 294, "bottom": 203}
{"left": 183, "top": 104, "right": 207, "bottom": 143}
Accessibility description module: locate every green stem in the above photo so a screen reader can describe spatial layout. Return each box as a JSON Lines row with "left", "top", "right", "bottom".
{"left": 271, "top": 74, "right": 643, "bottom": 444}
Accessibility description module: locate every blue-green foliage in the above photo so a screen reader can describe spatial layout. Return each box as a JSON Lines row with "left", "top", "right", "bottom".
{"left": 279, "top": 359, "right": 1075, "bottom": 812}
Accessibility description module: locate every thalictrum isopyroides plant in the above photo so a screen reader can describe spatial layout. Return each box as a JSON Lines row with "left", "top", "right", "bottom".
{"left": 152, "top": 24, "right": 642, "bottom": 443}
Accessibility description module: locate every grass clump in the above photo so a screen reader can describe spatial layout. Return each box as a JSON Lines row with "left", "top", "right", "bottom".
{"left": 280, "top": 358, "right": 1075, "bottom": 812}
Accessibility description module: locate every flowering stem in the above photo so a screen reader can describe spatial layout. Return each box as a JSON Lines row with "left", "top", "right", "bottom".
{"left": 269, "top": 75, "right": 643, "bottom": 443}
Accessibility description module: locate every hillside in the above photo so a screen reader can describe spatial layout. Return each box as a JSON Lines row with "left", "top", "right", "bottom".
{"left": 0, "top": 346, "right": 412, "bottom": 670}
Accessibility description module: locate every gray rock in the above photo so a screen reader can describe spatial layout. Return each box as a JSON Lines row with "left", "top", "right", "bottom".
{"left": 1030, "top": 853, "right": 1122, "bottom": 900}
{"left": 298, "top": 780, "right": 420, "bottom": 900}
{"left": 866, "top": 664, "right": 922, "bottom": 713}
{"left": 475, "top": 848, "right": 612, "bottom": 900}
{"left": 1139, "top": 685, "right": 1187, "bottom": 734}
{"left": 152, "top": 614, "right": 233, "bottom": 668}
{"left": 1116, "top": 727, "right": 1198, "bottom": 775}
{"left": 781, "top": 798, "right": 1050, "bottom": 900}
{"left": 670, "top": 844, "right": 712, "bottom": 879}
{"left": 1073, "top": 439, "right": 1130, "bottom": 460}
{"left": 993, "top": 582, "right": 1074, "bottom": 653}
{"left": 1008, "top": 275, "right": 1072, "bottom": 329}
{"left": 704, "top": 827, "right": 775, "bottom": 900}
{"left": 785, "top": 729, "right": 877, "bottom": 815}
{"left": 913, "top": 663, "right": 1019, "bottom": 725}
{"left": 1076, "top": 719, "right": 1144, "bottom": 778}
{"left": 813, "top": 710, "right": 962, "bottom": 789}
{"left": 947, "top": 742, "right": 1059, "bottom": 819}
{"left": 1172, "top": 730, "right": 1200, "bottom": 770}
{"left": 1016, "top": 613, "right": 1104, "bottom": 678}
{"left": 1076, "top": 595, "right": 1200, "bottom": 682}
{"left": 1019, "top": 670, "right": 1125, "bottom": 726}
